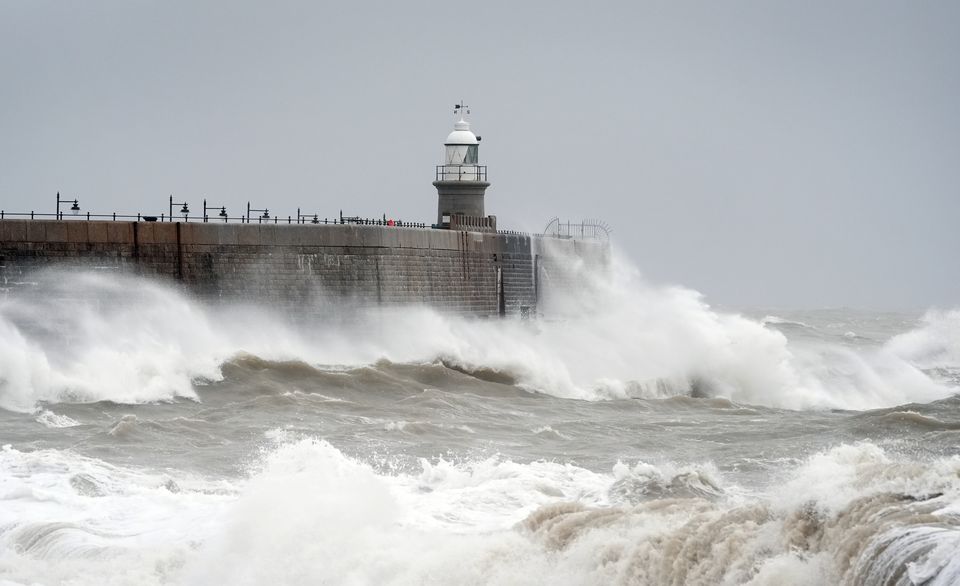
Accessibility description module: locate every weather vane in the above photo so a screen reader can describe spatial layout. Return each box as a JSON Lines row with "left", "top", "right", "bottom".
{"left": 453, "top": 100, "right": 470, "bottom": 117}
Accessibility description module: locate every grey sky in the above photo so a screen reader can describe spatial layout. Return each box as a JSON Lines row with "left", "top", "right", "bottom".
{"left": 2, "top": 1, "right": 957, "bottom": 309}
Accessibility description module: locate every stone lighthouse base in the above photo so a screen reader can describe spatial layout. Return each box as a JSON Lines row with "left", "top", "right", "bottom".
{"left": 434, "top": 180, "right": 490, "bottom": 226}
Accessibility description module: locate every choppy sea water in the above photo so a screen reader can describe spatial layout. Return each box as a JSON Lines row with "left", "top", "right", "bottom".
{"left": 1, "top": 257, "right": 959, "bottom": 585}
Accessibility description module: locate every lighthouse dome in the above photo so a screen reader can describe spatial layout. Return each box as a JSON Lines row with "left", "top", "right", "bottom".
{"left": 445, "top": 119, "right": 478, "bottom": 145}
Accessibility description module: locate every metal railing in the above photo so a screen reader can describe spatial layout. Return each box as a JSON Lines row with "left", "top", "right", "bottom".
{"left": 0, "top": 208, "right": 529, "bottom": 235}
{"left": 435, "top": 165, "right": 487, "bottom": 182}
{"left": 543, "top": 218, "right": 612, "bottom": 242}
{"left": 0, "top": 211, "right": 150, "bottom": 221}
{"left": 0, "top": 209, "right": 428, "bottom": 228}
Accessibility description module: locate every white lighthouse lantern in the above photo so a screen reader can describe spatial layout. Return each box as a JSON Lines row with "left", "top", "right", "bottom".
{"left": 441, "top": 118, "right": 481, "bottom": 181}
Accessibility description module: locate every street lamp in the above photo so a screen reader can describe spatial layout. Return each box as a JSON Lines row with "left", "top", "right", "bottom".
{"left": 246, "top": 202, "right": 270, "bottom": 223}
{"left": 297, "top": 211, "right": 320, "bottom": 224}
{"left": 203, "top": 198, "right": 228, "bottom": 223}
{"left": 55, "top": 192, "right": 80, "bottom": 218}
{"left": 169, "top": 195, "right": 190, "bottom": 222}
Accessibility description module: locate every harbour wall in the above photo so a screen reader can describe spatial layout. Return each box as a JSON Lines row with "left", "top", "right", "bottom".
{"left": 0, "top": 220, "right": 607, "bottom": 317}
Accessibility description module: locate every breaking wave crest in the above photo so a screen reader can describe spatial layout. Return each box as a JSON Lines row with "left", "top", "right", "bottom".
{"left": 178, "top": 440, "right": 960, "bottom": 586}
{"left": 0, "top": 257, "right": 957, "bottom": 412}
{"left": 887, "top": 309, "right": 960, "bottom": 381}
{"left": 3, "top": 438, "right": 958, "bottom": 585}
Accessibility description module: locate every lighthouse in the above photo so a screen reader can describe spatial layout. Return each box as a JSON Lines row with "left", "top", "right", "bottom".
{"left": 433, "top": 104, "right": 492, "bottom": 229}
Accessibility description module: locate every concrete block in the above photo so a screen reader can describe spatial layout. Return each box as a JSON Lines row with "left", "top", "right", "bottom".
{"left": 184, "top": 224, "right": 207, "bottom": 245}
{"left": 200, "top": 224, "right": 237, "bottom": 246}
{"left": 237, "top": 225, "right": 260, "bottom": 246}
{"left": 87, "top": 221, "right": 110, "bottom": 243}
{"left": 258, "top": 224, "right": 279, "bottom": 246}
{"left": 314, "top": 225, "right": 351, "bottom": 247}
{"left": 66, "top": 221, "right": 89, "bottom": 243}
{"left": 106, "top": 222, "right": 134, "bottom": 244}
{"left": 274, "top": 226, "right": 301, "bottom": 246}
{"left": 135, "top": 222, "right": 154, "bottom": 245}
{"left": 426, "top": 229, "right": 457, "bottom": 251}
{"left": 414, "top": 229, "right": 435, "bottom": 249}
{"left": 219, "top": 225, "right": 241, "bottom": 246}
{"left": 178, "top": 223, "right": 202, "bottom": 245}
{"left": 149, "top": 223, "right": 178, "bottom": 245}
{"left": 182, "top": 223, "right": 213, "bottom": 245}
{"left": 1, "top": 220, "right": 28, "bottom": 243}
{"left": 360, "top": 226, "right": 383, "bottom": 247}
{"left": 26, "top": 221, "right": 46, "bottom": 242}
{"left": 296, "top": 225, "right": 325, "bottom": 246}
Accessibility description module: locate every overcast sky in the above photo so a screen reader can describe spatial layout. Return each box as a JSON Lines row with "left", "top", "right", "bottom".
{"left": 1, "top": 1, "right": 957, "bottom": 310}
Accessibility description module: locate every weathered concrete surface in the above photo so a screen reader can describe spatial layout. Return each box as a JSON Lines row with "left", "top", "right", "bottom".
{"left": 434, "top": 180, "right": 489, "bottom": 225}
{"left": 0, "top": 220, "right": 607, "bottom": 316}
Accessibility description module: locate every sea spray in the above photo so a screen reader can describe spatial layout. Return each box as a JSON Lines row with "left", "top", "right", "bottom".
{"left": 0, "top": 272, "right": 219, "bottom": 410}
{"left": 3, "top": 418, "right": 960, "bottom": 586}
{"left": 162, "top": 440, "right": 960, "bottom": 584}
{"left": 0, "top": 444, "right": 236, "bottom": 585}
{"left": 1, "top": 258, "right": 957, "bottom": 411}
{"left": 2, "top": 255, "right": 959, "bottom": 586}
{"left": 887, "top": 308, "right": 960, "bottom": 373}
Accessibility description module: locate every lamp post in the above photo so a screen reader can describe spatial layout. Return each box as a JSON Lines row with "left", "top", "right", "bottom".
{"left": 246, "top": 202, "right": 270, "bottom": 223}
{"left": 169, "top": 195, "right": 190, "bottom": 222}
{"left": 203, "top": 198, "right": 228, "bottom": 223}
{"left": 55, "top": 192, "right": 80, "bottom": 219}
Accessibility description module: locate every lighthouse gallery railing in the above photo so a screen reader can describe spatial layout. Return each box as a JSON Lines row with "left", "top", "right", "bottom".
{"left": 435, "top": 165, "right": 487, "bottom": 182}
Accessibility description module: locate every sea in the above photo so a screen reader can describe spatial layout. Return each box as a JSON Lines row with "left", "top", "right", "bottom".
{"left": 0, "top": 253, "right": 958, "bottom": 586}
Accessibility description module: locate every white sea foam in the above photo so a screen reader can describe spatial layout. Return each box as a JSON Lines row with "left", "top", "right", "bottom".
{"left": 886, "top": 308, "right": 960, "bottom": 369}
{"left": 176, "top": 439, "right": 960, "bottom": 585}
{"left": 34, "top": 409, "right": 81, "bottom": 428}
{"left": 0, "top": 444, "right": 236, "bottom": 586}
{"left": 760, "top": 315, "right": 815, "bottom": 329}
{"left": 2, "top": 438, "right": 959, "bottom": 585}
{"left": 383, "top": 420, "right": 476, "bottom": 434}
{"left": 0, "top": 273, "right": 218, "bottom": 411}
{"left": 0, "top": 272, "right": 328, "bottom": 412}
{"left": 385, "top": 250, "right": 956, "bottom": 409}
{"left": 0, "top": 258, "right": 957, "bottom": 412}
{"left": 533, "top": 425, "right": 572, "bottom": 440}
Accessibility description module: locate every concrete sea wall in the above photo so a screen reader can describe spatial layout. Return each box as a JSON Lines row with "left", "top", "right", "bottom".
{"left": 0, "top": 220, "right": 607, "bottom": 317}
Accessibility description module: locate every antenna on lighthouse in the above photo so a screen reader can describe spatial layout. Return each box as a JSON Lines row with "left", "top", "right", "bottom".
{"left": 453, "top": 101, "right": 470, "bottom": 117}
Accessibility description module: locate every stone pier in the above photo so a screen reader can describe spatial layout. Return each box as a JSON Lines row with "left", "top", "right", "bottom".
{"left": 0, "top": 220, "right": 607, "bottom": 317}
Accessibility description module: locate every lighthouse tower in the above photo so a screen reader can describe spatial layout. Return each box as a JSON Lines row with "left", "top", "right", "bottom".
{"left": 433, "top": 105, "right": 491, "bottom": 228}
